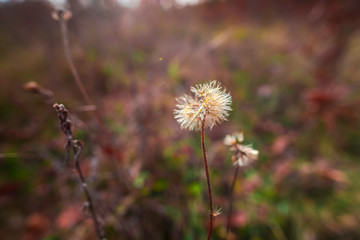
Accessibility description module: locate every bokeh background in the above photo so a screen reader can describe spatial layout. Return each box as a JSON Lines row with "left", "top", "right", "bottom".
{"left": 1, "top": 0, "right": 360, "bottom": 239}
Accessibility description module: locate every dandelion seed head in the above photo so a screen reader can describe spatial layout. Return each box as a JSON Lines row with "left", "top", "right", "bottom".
{"left": 174, "top": 80, "right": 232, "bottom": 131}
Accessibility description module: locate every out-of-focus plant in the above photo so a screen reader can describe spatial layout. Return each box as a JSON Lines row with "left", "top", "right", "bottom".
{"left": 52, "top": 9, "right": 106, "bottom": 132}
{"left": 53, "top": 103, "right": 104, "bottom": 240}
{"left": 23, "top": 81, "right": 54, "bottom": 102}
{"left": 174, "top": 80, "right": 232, "bottom": 240}
{"left": 224, "top": 132, "right": 258, "bottom": 239}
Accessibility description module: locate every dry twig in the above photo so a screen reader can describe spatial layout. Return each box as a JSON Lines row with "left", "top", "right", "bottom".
{"left": 53, "top": 103, "right": 104, "bottom": 240}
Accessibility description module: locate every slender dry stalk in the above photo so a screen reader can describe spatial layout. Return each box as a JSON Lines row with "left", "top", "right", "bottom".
{"left": 73, "top": 140, "right": 104, "bottom": 239}
{"left": 53, "top": 10, "right": 106, "bottom": 132}
{"left": 174, "top": 81, "right": 232, "bottom": 239}
{"left": 226, "top": 164, "right": 240, "bottom": 239}
{"left": 53, "top": 10, "right": 134, "bottom": 192}
{"left": 53, "top": 103, "right": 104, "bottom": 240}
{"left": 223, "top": 132, "right": 259, "bottom": 240}
{"left": 201, "top": 123, "right": 214, "bottom": 240}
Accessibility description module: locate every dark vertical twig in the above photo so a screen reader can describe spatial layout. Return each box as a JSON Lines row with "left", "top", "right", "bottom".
{"left": 201, "top": 122, "right": 214, "bottom": 240}
{"left": 226, "top": 165, "right": 240, "bottom": 239}
{"left": 54, "top": 103, "right": 104, "bottom": 240}
{"left": 73, "top": 140, "right": 103, "bottom": 239}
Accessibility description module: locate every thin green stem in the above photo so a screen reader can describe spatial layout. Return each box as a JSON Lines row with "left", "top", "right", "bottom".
{"left": 201, "top": 123, "right": 213, "bottom": 240}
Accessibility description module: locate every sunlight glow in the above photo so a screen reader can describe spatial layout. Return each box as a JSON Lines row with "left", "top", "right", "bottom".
{"left": 175, "top": 0, "right": 200, "bottom": 6}
{"left": 50, "top": 0, "right": 66, "bottom": 7}
{"left": 117, "top": 0, "right": 141, "bottom": 8}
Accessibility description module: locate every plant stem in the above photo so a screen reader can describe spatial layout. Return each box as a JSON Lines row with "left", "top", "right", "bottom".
{"left": 226, "top": 164, "right": 240, "bottom": 239}
{"left": 53, "top": 104, "right": 104, "bottom": 240}
{"left": 201, "top": 123, "right": 213, "bottom": 240}
{"left": 57, "top": 12, "right": 106, "bottom": 133}
{"left": 73, "top": 142, "right": 104, "bottom": 240}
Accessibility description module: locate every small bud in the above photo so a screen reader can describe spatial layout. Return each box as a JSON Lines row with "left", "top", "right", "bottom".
{"left": 213, "top": 207, "right": 222, "bottom": 217}
{"left": 24, "top": 81, "right": 54, "bottom": 99}
{"left": 53, "top": 103, "right": 60, "bottom": 111}
{"left": 52, "top": 9, "right": 72, "bottom": 21}
{"left": 64, "top": 119, "right": 72, "bottom": 130}
{"left": 23, "top": 81, "right": 40, "bottom": 92}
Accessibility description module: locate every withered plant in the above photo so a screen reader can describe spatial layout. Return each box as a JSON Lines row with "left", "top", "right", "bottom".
{"left": 174, "top": 80, "right": 232, "bottom": 240}
{"left": 53, "top": 103, "right": 104, "bottom": 240}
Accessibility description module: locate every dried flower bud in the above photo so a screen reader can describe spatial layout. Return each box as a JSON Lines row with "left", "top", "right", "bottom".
{"left": 52, "top": 9, "right": 72, "bottom": 21}
{"left": 23, "top": 81, "right": 41, "bottom": 92}
{"left": 24, "top": 81, "right": 54, "bottom": 99}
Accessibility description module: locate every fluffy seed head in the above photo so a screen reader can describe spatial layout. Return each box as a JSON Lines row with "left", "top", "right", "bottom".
{"left": 234, "top": 145, "right": 259, "bottom": 167}
{"left": 174, "top": 80, "right": 232, "bottom": 131}
{"left": 224, "top": 132, "right": 244, "bottom": 146}
{"left": 224, "top": 132, "right": 259, "bottom": 167}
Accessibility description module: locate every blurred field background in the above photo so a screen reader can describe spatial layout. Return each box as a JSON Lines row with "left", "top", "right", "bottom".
{"left": 1, "top": 0, "right": 360, "bottom": 239}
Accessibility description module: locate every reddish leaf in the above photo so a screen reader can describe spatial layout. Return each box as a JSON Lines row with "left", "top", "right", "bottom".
{"left": 56, "top": 205, "right": 82, "bottom": 229}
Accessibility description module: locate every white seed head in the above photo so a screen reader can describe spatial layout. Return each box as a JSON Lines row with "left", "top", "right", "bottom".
{"left": 224, "top": 132, "right": 259, "bottom": 167}
{"left": 224, "top": 132, "right": 244, "bottom": 146}
{"left": 174, "top": 80, "right": 232, "bottom": 131}
{"left": 234, "top": 145, "right": 259, "bottom": 167}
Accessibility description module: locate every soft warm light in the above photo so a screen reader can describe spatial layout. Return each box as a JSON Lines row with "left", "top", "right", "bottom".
{"left": 117, "top": 0, "right": 141, "bottom": 8}
{"left": 175, "top": 0, "right": 200, "bottom": 7}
